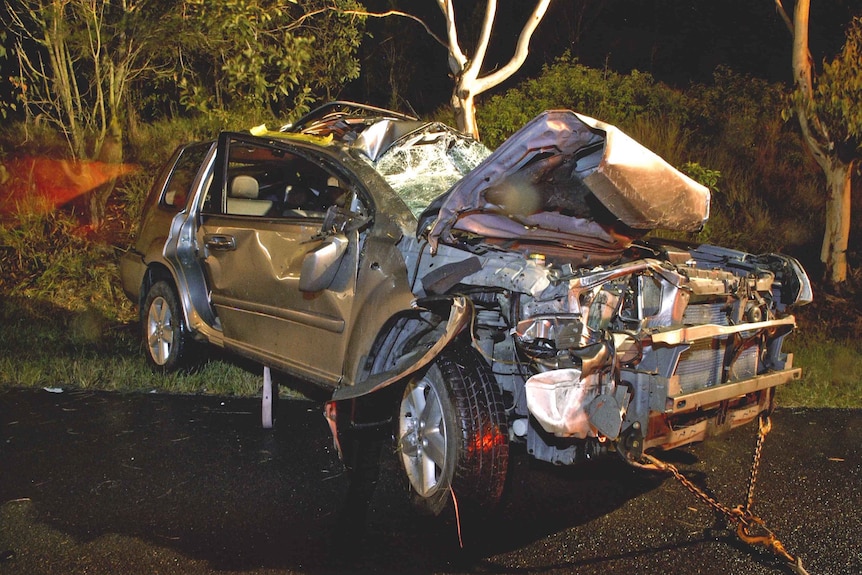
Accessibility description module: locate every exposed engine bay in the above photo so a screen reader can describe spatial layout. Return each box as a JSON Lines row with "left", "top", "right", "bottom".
{"left": 404, "top": 236, "right": 810, "bottom": 465}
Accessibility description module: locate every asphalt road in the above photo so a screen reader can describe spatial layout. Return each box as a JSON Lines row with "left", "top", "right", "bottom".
{"left": 1, "top": 388, "right": 859, "bottom": 575}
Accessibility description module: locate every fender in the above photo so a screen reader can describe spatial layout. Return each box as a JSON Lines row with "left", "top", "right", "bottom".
{"left": 329, "top": 295, "right": 473, "bottom": 402}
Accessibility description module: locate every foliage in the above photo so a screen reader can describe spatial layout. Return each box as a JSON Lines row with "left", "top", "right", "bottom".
{"left": 0, "top": 30, "right": 15, "bottom": 120}
{"left": 299, "top": 0, "right": 366, "bottom": 101}
{"left": 3, "top": 1, "right": 171, "bottom": 158}
{"left": 778, "top": 329, "right": 862, "bottom": 408}
{"left": 688, "top": 66, "right": 789, "bottom": 149}
{"left": 680, "top": 162, "right": 722, "bottom": 191}
{"left": 812, "top": 15, "right": 862, "bottom": 159}
{"left": 687, "top": 67, "right": 823, "bottom": 254}
{"left": 3, "top": 0, "right": 368, "bottom": 132}
{"left": 0, "top": 119, "right": 70, "bottom": 159}
{"left": 0, "top": 206, "right": 129, "bottom": 321}
{"left": 114, "top": 170, "right": 154, "bottom": 242}
{"left": 477, "top": 54, "right": 690, "bottom": 148}
{"left": 160, "top": 0, "right": 365, "bottom": 123}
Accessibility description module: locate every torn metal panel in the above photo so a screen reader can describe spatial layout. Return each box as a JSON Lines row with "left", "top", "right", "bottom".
{"left": 422, "top": 110, "right": 709, "bottom": 255}
{"left": 580, "top": 113, "right": 709, "bottom": 231}
{"left": 351, "top": 119, "right": 429, "bottom": 162}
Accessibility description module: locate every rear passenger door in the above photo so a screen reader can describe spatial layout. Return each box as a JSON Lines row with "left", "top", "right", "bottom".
{"left": 196, "top": 133, "right": 363, "bottom": 385}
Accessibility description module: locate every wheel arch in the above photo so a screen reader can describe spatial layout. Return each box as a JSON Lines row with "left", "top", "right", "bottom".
{"left": 325, "top": 328, "right": 510, "bottom": 515}
{"left": 140, "top": 259, "right": 223, "bottom": 346}
{"left": 140, "top": 264, "right": 178, "bottom": 318}
{"left": 324, "top": 295, "right": 475, "bottom": 463}
{"left": 331, "top": 295, "right": 474, "bottom": 403}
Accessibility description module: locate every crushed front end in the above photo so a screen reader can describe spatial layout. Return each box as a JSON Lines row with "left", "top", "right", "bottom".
{"left": 506, "top": 241, "right": 810, "bottom": 465}
{"left": 405, "top": 234, "right": 810, "bottom": 467}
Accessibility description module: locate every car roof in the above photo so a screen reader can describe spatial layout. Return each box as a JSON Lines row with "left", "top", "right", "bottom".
{"left": 244, "top": 101, "right": 475, "bottom": 165}
{"left": 278, "top": 101, "right": 419, "bottom": 141}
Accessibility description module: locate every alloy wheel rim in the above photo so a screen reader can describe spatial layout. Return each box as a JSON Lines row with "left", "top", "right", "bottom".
{"left": 147, "top": 296, "right": 174, "bottom": 365}
{"left": 398, "top": 376, "right": 449, "bottom": 497}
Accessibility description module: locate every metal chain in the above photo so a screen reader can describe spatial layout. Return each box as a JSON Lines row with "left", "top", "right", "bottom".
{"left": 642, "top": 413, "right": 810, "bottom": 575}
{"left": 745, "top": 413, "right": 772, "bottom": 514}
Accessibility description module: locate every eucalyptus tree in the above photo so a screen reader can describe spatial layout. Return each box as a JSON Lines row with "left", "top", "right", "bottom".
{"left": 775, "top": 1, "right": 862, "bottom": 284}
{"left": 436, "top": 0, "right": 551, "bottom": 139}
{"left": 4, "top": 0, "right": 178, "bottom": 227}
{"left": 353, "top": 1, "right": 552, "bottom": 139}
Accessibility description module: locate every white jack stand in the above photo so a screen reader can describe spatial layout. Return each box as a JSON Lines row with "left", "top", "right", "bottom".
{"left": 262, "top": 365, "right": 274, "bottom": 429}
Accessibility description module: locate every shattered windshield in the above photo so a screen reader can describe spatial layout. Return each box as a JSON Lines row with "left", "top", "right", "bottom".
{"left": 373, "top": 131, "right": 491, "bottom": 217}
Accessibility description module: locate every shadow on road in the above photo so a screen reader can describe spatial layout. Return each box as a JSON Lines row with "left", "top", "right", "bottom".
{"left": 4, "top": 390, "right": 861, "bottom": 575}
{"left": 0, "top": 389, "right": 671, "bottom": 573}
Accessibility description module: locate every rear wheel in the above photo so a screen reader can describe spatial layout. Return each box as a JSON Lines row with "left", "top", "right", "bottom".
{"left": 397, "top": 345, "right": 508, "bottom": 515}
{"left": 142, "top": 281, "right": 192, "bottom": 372}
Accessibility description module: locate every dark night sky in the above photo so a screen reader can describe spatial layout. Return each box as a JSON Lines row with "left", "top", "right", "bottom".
{"left": 349, "top": 0, "right": 860, "bottom": 115}
{"left": 0, "top": 1, "right": 857, "bottom": 119}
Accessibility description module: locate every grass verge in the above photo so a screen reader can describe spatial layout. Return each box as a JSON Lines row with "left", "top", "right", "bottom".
{"left": 0, "top": 297, "right": 269, "bottom": 398}
{"left": 0, "top": 291, "right": 859, "bottom": 407}
{"left": 778, "top": 329, "right": 862, "bottom": 408}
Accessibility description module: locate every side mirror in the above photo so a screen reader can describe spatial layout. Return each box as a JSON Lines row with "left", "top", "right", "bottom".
{"left": 299, "top": 234, "right": 349, "bottom": 292}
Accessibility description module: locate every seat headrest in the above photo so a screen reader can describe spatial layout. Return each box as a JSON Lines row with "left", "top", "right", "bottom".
{"left": 230, "top": 175, "right": 259, "bottom": 199}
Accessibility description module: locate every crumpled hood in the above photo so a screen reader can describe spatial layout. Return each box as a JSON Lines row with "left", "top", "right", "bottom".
{"left": 420, "top": 110, "right": 710, "bottom": 258}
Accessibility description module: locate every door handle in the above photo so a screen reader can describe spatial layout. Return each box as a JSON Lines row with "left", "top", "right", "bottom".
{"left": 204, "top": 234, "right": 237, "bottom": 251}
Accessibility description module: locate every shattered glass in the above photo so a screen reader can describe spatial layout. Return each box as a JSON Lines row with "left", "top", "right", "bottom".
{"left": 374, "top": 134, "right": 491, "bottom": 217}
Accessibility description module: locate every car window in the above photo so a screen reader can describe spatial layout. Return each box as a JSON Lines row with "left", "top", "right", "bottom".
{"left": 160, "top": 142, "right": 211, "bottom": 212}
{"left": 215, "top": 137, "right": 352, "bottom": 219}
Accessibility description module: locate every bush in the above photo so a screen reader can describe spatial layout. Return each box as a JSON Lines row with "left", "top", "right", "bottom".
{"left": 478, "top": 54, "right": 691, "bottom": 148}
{"left": 126, "top": 111, "right": 282, "bottom": 170}
{"left": 0, "top": 206, "right": 133, "bottom": 322}
{"left": 0, "top": 121, "right": 72, "bottom": 160}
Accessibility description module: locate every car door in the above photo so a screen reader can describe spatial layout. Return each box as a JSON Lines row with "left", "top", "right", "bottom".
{"left": 196, "top": 133, "right": 364, "bottom": 385}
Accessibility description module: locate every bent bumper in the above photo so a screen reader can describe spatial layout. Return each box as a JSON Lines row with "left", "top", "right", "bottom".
{"left": 644, "top": 365, "right": 801, "bottom": 451}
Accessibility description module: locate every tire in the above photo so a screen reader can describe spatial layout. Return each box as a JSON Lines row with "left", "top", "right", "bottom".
{"left": 141, "top": 280, "right": 193, "bottom": 372}
{"left": 397, "top": 345, "right": 509, "bottom": 515}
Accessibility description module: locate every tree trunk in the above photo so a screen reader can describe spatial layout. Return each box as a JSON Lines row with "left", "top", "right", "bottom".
{"left": 779, "top": 0, "right": 854, "bottom": 284}
{"left": 88, "top": 119, "right": 123, "bottom": 231}
{"left": 44, "top": 4, "right": 86, "bottom": 158}
{"left": 453, "top": 89, "right": 478, "bottom": 139}
{"left": 821, "top": 159, "right": 852, "bottom": 284}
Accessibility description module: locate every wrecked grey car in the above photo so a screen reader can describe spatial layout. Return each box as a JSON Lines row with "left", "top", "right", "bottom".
{"left": 120, "top": 102, "right": 812, "bottom": 514}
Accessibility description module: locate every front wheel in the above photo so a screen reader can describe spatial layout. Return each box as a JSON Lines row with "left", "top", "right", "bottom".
{"left": 141, "top": 280, "right": 193, "bottom": 372}
{"left": 397, "top": 345, "right": 508, "bottom": 515}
